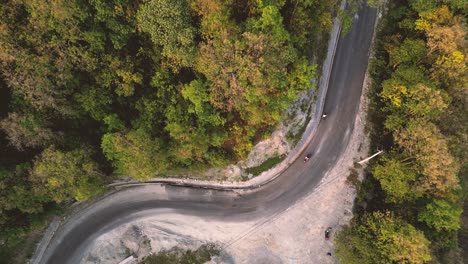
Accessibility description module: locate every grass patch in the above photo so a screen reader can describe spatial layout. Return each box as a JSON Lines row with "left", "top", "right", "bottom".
{"left": 140, "top": 244, "right": 219, "bottom": 264}
{"left": 246, "top": 155, "right": 285, "bottom": 177}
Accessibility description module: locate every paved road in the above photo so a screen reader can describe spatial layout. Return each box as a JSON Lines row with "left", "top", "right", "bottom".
{"left": 39, "top": 5, "right": 377, "bottom": 264}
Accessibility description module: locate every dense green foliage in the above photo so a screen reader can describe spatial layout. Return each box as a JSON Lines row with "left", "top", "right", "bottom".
{"left": 336, "top": 0, "right": 467, "bottom": 263}
{"left": 336, "top": 211, "right": 431, "bottom": 264}
{"left": 31, "top": 146, "right": 106, "bottom": 203}
{"left": 0, "top": 0, "right": 337, "bottom": 262}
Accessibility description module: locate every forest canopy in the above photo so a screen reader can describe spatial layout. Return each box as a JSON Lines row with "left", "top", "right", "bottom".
{"left": 0, "top": 0, "right": 336, "bottom": 259}
{"left": 0, "top": 0, "right": 335, "bottom": 181}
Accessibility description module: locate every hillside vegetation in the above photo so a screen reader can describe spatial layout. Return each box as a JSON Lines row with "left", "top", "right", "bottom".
{"left": 0, "top": 0, "right": 338, "bottom": 262}
{"left": 336, "top": 0, "right": 467, "bottom": 263}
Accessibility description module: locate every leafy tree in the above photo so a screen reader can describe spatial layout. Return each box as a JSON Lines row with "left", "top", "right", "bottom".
{"left": 425, "top": 23, "right": 465, "bottom": 56}
{"left": 74, "top": 84, "right": 114, "bottom": 121}
{"left": 360, "top": 0, "right": 466, "bottom": 262}
{"left": 414, "top": 5, "right": 467, "bottom": 92}
{"left": 251, "top": 5, "right": 290, "bottom": 42}
{"left": 336, "top": 211, "right": 432, "bottom": 264}
{"left": 30, "top": 147, "right": 106, "bottom": 203}
{"left": 195, "top": 37, "right": 239, "bottom": 112}
{"left": 112, "top": 58, "right": 144, "bottom": 97}
{"left": 181, "top": 80, "right": 225, "bottom": 127}
{"left": 338, "top": 9, "right": 354, "bottom": 35}
{"left": 392, "top": 65, "right": 428, "bottom": 87}
{"left": 395, "top": 119, "right": 460, "bottom": 197}
{"left": 381, "top": 81, "right": 449, "bottom": 129}
{"left": 245, "top": 0, "right": 287, "bottom": 15}
{"left": 289, "top": 57, "right": 318, "bottom": 89}
{"left": 431, "top": 50, "right": 467, "bottom": 90}
{"left": 381, "top": 79, "right": 408, "bottom": 108}
{"left": 191, "top": 0, "right": 236, "bottom": 39}
{"left": 415, "top": 5, "right": 464, "bottom": 54}
{"left": 373, "top": 156, "right": 419, "bottom": 203}
{"left": 388, "top": 38, "right": 427, "bottom": 68}
{"left": 0, "top": 165, "right": 49, "bottom": 215}
{"left": 0, "top": 0, "right": 88, "bottom": 116}
{"left": 285, "top": 0, "right": 334, "bottom": 48}
{"left": 405, "top": 84, "right": 449, "bottom": 119}
{"left": 103, "top": 114, "right": 126, "bottom": 132}
{"left": 88, "top": 0, "right": 137, "bottom": 50}
{"left": 101, "top": 129, "right": 168, "bottom": 180}
{"left": 0, "top": 112, "right": 58, "bottom": 151}
{"left": 418, "top": 199, "right": 462, "bottom": 232}
{"left": 408, "top": 0, "right": 438, "bottom": 13}
{"left": 438, "top": 0, "right": 468, "bottom": 12}
{"left": 334, "top": 225, "right": 377, "bottom": 264}
{"left": 193, "top": 2, "right": 315, "bottom": 157}
{"left": 137, "top": 0, "right": 196, "bottom": 71}
{"left": 414, "top": 4, "right": 452, "bottom": 30}
{"left": 168, "top": 79, "right": 228, "bottom": 164}
{"left": 164, "top": 100, "right": 225, "bottom": 163}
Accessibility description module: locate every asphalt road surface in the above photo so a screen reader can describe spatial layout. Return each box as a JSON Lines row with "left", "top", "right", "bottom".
{"left": 39, "top": 5, "right": 377, "bottom": 264}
